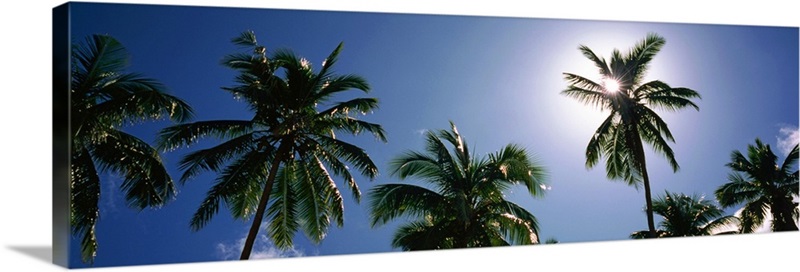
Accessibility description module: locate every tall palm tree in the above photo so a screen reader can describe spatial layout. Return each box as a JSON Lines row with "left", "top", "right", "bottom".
{"left": 70, "top": 34, "right": 193, "bottom": 263}
{"left": 369, "top": 122, "right": 546, "bottom": 250}
{"left": 630, "top": 191, "right": 739, "bottom": 238}
{"left": 715, "top": 139, "right": 799, "bottom": 233}
{"left": 157, "top": 31, "right": 386, "bottom": 260}
{"left": 561, "top": 33, "right": 701, "bottom": 238}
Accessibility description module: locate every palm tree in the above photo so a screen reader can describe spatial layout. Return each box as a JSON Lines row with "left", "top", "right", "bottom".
{"left": 369, "top": 122, "right": 546, "bottom": 250}
{"left": 715, "top": 139, "right": 799, "bottom": 233}
{"left": 561, "top": 33, "right": 701, "bottom": 238}
{"left": 630, "top": 191, "right": 739, "bottom": 238}
{"left": 157, "top": 31, "right": 386, "bottom": 260}
{"left": 70, "top": 34, "right": 193, "bottom": 263}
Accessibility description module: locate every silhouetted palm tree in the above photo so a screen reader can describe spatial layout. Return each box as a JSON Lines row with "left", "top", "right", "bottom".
{"left": 630, "top": 191, "right": 739, "bottom": 238}
{"left": 715, "top": 139, "right": 798, "bottom": 233}
{"left": 70, "top": 34, "right": 193, "bottom": 263}
{"left": 157, "top": 31, "right": 386, "bottom": 259}
{"left": 369, "top": 122, "right": 546, "bottom": 250}
{"left": 561, "top": 33, "right": 701, "bottom": 238}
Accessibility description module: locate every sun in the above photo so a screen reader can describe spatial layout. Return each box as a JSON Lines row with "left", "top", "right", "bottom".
{"left": 602, "top": 77, "right": 620, "bottom": 93}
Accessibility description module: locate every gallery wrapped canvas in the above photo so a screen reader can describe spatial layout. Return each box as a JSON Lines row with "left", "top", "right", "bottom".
{"left": 51, "top": 1, "right": 798, "bottom": 270}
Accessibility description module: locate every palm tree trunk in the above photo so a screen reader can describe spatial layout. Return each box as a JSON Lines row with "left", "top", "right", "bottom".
{"left": 640, "top": 163, "right": 657, "bottom": 238}
{"left": 240, "top": 142, "right": 291, "bottom": 260}
{"left": 632, "top": 132, "right": 657, "bottom": 238}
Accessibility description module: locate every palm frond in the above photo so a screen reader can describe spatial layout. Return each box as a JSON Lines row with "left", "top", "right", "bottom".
{"left": 319, "top": 114, "right": 387, "bottom": 142}
{"left": 267, "top": 163, "right": 300, "bottom": 249}
{"left": 317, "top": 98, "right": 380, "bottom": 117}
{"left": 715, "top": 173, "right": 762, "bottom": 208}
{"left": 625, "top": 33, "right": 665, "bottom": 85}
{"left": 157, "top": 120, "right": 255, "bottom": 151}
{"left": 780, "top": 143, "right": 799, "bottom": 177}
{"left": 90, "top": 130, "right": 175, "bottom": 209}
{"left": 189, "top": 149, "right": 271, "bottom": 230}
{"left": 492, "top": 212, "right": 538, "bottom": 245}
{"left": 314, "top": 135, "right": 380, "bottom": 179}
{"left": 488, "top": 144, "right": 547, "bottom": 197}
{"left": 231, "top": 30, "right": 258, "bottom": 46}
{"left": 578, "top": 44, "right": 611, "bottom": 77}
{"left": 389, "top": 151, "right": 442, "bottom": 180}
{"left": 299, "top": 140, "right": 360, "bottom": 202}
{"left": 70, "top": 148, "right": 101, "bottom": 264}
{"left": 178, "top": 132, "right": 259, "bottom": 183}
{"left": 89, "top": 81, "right": 193, "bottom": 124}
{"left": 636, "top": 110, "right": 679, "bottom": 171}
{"left": 739, "top": 198, "right": 769, "bottom": 233}
{"left": 586, "top": 113, "right": 616, "bottom": 169}
{"left": 314, "top": 74, "right": 371, "bottom": 102}
{"left": 637, "top": 81, "right": 701, "bottom": 111}
{"left": 368, "top": 184, "right": 446, "bottom": 227}
{"left": 72, "top": 35, "right": 129, "bottom": 94}
{"left": 391, "top": 220, "right": 453, "bottom": 251}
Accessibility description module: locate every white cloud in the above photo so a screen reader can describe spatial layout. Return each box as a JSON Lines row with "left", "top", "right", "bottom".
{"left": 776, "top": 125, "right": 799, "bottom": 156}
{"left": 216, "top": 224, "right": 305, "bottom": 260}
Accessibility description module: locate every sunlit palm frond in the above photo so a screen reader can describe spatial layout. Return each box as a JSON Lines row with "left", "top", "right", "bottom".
{"left": 488, "top": 144, "right": 547, "bottom": 197}
{"left": 267, "top": 163, "right": 300, "bottom": 249}
{"left": 70, "top": 148, "right": 100, "bottom": 264}
{"left": 156, "top": 120, "right": 255, "bottom": 151}
{"left": 492, "top": 212, "right": 538, "bottom": 245}
{"left": 314, "top": 135, "right": 379, "bottom": 179}
{"left": 89, "top": 130, "right": 175, "bottom": 209}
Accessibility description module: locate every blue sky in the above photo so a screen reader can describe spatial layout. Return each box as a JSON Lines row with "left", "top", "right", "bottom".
{"left": 61, "top": 0, "right": 798, "bottom": 268}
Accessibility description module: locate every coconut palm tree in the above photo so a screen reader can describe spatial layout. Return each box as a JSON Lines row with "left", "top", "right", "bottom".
{"left": 70, "top": 34, "right": 193, "bottom": 263}
{"left": 369, "top": 122, "right": 546, "bottom": 250}
{"left": 630, "top": 191, "right": 739, "bottom": 238}
{"left": 157, "top": 31, "right": 386, "bottom": 260}
{"left": 561, "top": 33, "right": 701, "bottom": 238}
{"left": 715, "top": 139, "right": 798, "bottom": 233}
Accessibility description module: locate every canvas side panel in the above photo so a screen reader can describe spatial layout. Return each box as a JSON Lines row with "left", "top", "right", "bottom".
{"left": 52, "top": 2, "right": 70, "bottom": 268}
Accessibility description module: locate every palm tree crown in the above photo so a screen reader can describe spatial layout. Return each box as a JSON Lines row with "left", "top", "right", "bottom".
{"left": 630, "top": 191, "right": 739, "bottom": 238}
{"left": 715, "top": 139, "right": 798, "bottom": 233}
{"left": 70, "top": 34, "right": 193, "bottom": 263}
{"left": 157, "top": 31, "right": 386, "bottom": 259}
{"left": 369, "top": 122, "right": 546, "bottom": 250}
{"left": 561, "top": 33, "right": 701, "bottom": 238}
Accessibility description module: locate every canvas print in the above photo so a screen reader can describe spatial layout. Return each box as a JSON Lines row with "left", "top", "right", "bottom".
{"left": 52, "top": 2, "right": 799, "bottom": 268}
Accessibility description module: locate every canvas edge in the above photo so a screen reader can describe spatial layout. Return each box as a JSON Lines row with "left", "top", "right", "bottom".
{"left": 52, "top": 1, "right": 71, "bottom": 268}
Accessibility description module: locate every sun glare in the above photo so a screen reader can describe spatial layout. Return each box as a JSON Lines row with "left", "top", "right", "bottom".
{"left": 602, "top": 78, "right": 620, "bottom": 93}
